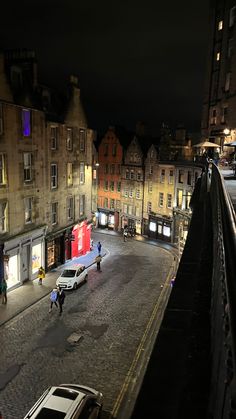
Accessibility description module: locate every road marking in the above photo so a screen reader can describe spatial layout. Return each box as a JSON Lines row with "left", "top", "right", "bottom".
{"left": 111, "top": 264, "right": 174, "bottom": 418}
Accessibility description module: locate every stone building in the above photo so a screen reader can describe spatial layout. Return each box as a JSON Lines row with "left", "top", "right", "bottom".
{"left": 201, "top": 0, "right": 236, "bottom": 152}
{"left": 0, "top": 49, "right": 94, "bottom": 289}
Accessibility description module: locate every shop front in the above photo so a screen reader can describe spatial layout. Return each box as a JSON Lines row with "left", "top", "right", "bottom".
{"left": 71, "top": 221, "right": 91, "bottom": 258}
{"left": 148, "top": 215, "right": 172, "bottom": 242}
{"left": 3, "top": 226, "right": 46, "bottom": 290}
{"left": 97, "top": 208, "right": 119, "bottom": 230}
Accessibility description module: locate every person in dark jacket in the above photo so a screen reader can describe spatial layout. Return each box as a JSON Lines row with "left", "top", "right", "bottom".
{"left": 1, "top": 279, "right": 7, "bottom": 304}
{"left": 57, "top": 286, "right": 65, "bottom": 315}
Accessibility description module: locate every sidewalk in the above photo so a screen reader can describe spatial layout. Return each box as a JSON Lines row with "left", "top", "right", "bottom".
{"left": 0, "top": 245, "right": 105, "bottom": 327}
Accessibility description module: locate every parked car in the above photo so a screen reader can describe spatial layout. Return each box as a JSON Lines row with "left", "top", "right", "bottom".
{"left": 56, "top": 264, "right": 88, "bottom": 290}
{"left": 23, "top": 383, "right": 103, "bottom": 419}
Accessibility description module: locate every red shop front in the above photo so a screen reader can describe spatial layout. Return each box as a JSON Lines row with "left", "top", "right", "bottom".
{"left": 71, "top": 221, "right": 91, "bottom": 258}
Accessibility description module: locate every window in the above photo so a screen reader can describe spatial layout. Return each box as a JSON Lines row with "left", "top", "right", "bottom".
{"left": 225, "top": 73, "right": 231, "bottom": 91}
{"left": 112, "top": 144, "right": 117, "bottom": 156}
{"left": 123, "top": 204, "right": 128, "bottom": 214}
{"left": 104, "top": 164, "right": 109, "bottom": 174}
{"left": 51, "top": 202, "right": 58, "bottom": 225}
{"left": 149, "top": 165, "right": 153, "bottom": 175}
{"left": 117, "top": 164, "right": 121, "bottom": 175}
{"left": 228, "top": 38, "right": 234, "bottom": 58}
{"left": 137, "top": 171, "right": 142, "bottom": 181}
{"left": 22, "top": 109, "right": 31, "bottom": 137}
{"left": 66, "top": 128, "right": 73, "bottom": 150}
{"left": 110, "top": 199, "right": 115, "bottom": 209}
{"left": 187, "top": 171, "right": 192, "bottom": 186}
{"left": 177, "top": 189, "right": 183, "bottom": 208}
{"left": 79, "top": 129, "right": 86, "bottom": 151}
{"left": 128, "top": 205, "right": 133, "bottom": 215}
{"left": 124, "top": 187, "right": 128, "bottom": 197}
{"left": 210, "top": 109, "right": 217, "bottom": 125}
{"left": 110, "top": 164, "right": 115, "bottom": 174}
{"left": 104, "top": 144, "right": 108, "bottom": 156}
{"left": 51, "top": 163, "right": 58, "bottom": 189}
{"left": 135, "top": 206, "right": 140, "bottom": 216}
{"left": 104, "top": 198, "right": 108, "bottom": 208}
{"left": 0, "top": 202, "right": 7, "bottom": 232}
{"left": 0, "top": 154, "right": 6, "bottom": 184}
{"left": 79, "top": 195, "right": 85, "bottom": 216}
{"left": 186, "top": 192, "right": 191, "bottom": 209}
{"left": 167, "top": 194, "right": 172, "bottom": 209}
{"left": 0, "top": 104, "right": 3, "bottom": 135}
{"left": 24, "top": 153, "right": 32, "bottom": 182}
{"left": 216, "top": 51, "right": 220, "bottom": 61}
{"left": 159, "top": 192, "right": 164, "bottom": 207}
{"left": 67, "top": 163, "right": 73, "bottom": 187}
{"left": 160, "top": 169, "right": 165, "bottom": 183}
{"left": 221, "top": 106, "right": 228, "bottom": 124}
{"left": 116, "top": 200, "right": 120, "bottom": 209}
{"left": 148, "top": 181, "right": 152, "bottom": 193}
{"left": 67, "top": 196, "right": 74, "bottom": 220}
{"left": 169, "top": 170, "right": 174, "bottom": 184}
{"left": 104, "top": 180, "right": 108, "bottom": 191}
{"left": 50, "top": 126, "right": 58, "bottom": 150}
{"left": 147, "top": 201, "right": 152, "bottom": 213}
{"left": 125, "top": 169, "right": 130, "bottom": 179}
{"left": 117, "top": 181, "right": 121, "bottom": 192}
{"left": 130, "top": 170, "right": 135, "bottom": 180}
{"left": 110, "top": 181, "right": 114, "bottom": 191}
{"left": 24, "top": 197, "right": 33, "bottom": 223}
{"left": 129, "top": 189, "right": 134, "bottom": 198}
{"left": 178, "top": 170, "right": 184, "bottom": 184}
{"left": 229, "top": 6, "right": 236, "bottom": 27}
{"left": 136, "top": 188, "right": 141, "bottom": 199}
{"left": 80, "top": 162, "right": 85, "bottom": 184}
{"left": 218, "top": 20, "right": 223, "bottom": 30}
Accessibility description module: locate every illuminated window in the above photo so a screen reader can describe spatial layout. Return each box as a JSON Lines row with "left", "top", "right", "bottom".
{"left": 24, "top": 153, "right": 32, "bottom": 182}
{"left": 79, "top": 129, "right": 86, "bottom": 151}
{"left": 0, "top": 154, "right": 6, "bottom": 185}
{"left": 51, "top": 163, "right": 58, "bottom": 189}
{"left": 216, "top": 52, "right": 220, "bottom": 61}
{"left": 51, "top": 202, "right": 58, "bottom": 225}
{"left": 159, "top": 192, "right": 164, "bottom": 207}
{"left": 169, "top": 170, "right": 174, "bottom": 184}
{"left": 128, "top": 205, "right": 132, "bottom": 215}
{"left": 218, "top": 20, "right": 223, "bottom": 30}
{"left": 79, "top": 162, "right": 85, "bottom": 184}
{"left": 67, "top": 163, "right": 73, "bottom": 187}
{"left": 149, "top": 222, "right": 156, "bottom": 232}
{"left": 22, "top": 109, "right": 31, "bottom": 137}
{"left": 50, "top": 126, "right": 58, "bottom": 150}
{"left": 163, "top": 225, "right": 171, "bottom": 237}
{"left": 177, "top": 189, "right": 183, "bottom": 208}
{"left": 24, "top": 197, "right": 33, "bottom": 224}
{"left": 178, "top": 170, "right": 184, "bottom": 184}
{"left": 66, "top": 128, "right": 73, "bottom": 150}
{"left": 67, "top": 196, "right": 74, "bottom": 220}
{"left": 0, "top": 201, "right": 7, "bottom": 232}
{"left": 186, "top": 192, "right": 191, "bottom": 209}
{"left": 160, "top": 169, "right": 165, "bottom": 183}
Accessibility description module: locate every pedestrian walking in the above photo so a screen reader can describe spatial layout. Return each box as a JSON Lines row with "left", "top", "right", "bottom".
{"left": 1, "top": 279, "right": 7, "bottom": 304}
{"left": 57, "top": 286, "right": 65, "bottom": 315}
{"left": 49, "top": 287, "right": 58, "bottom": 312}
{"left": 97, "top": 241, "right": 102, "bottom": 255}
{"left": 123, "top": 228, "right": 128, "bottom": 242}
{"left": 38, "top": 266, "right": 45, "bottom": 285}
{"left": 95, "top": 255, "right": 102, "bottom": 271}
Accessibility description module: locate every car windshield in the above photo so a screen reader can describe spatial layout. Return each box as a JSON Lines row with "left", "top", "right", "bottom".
{"left": 35, "top": 407, "right": 66, "bottom": 418}
{"left": 61, "top": 269, "right": 76, "bottom": 278}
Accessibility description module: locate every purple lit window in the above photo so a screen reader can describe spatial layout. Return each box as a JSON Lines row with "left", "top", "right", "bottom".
{"left": 22, "top": 109, "right": 31, "bottom": 137}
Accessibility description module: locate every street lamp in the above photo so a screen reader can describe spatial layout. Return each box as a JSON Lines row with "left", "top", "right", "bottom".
{"left": 223, "top": 128, "right": 230, "bottom": 136}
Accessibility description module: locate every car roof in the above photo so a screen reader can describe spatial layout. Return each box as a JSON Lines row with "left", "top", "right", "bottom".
{"left": 26, "top": 386, "right": 85, "bottom": 418}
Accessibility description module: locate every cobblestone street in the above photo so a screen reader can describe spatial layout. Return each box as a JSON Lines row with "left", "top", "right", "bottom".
{"left": 0, "top": 232, "right": 176, "bottom": 418}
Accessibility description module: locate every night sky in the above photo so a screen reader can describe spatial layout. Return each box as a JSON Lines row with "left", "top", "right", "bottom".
{"left": 0, "top": 0, "right": 210, "bottom": 136}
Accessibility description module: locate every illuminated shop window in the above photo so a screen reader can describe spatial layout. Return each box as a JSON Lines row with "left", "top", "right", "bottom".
{"left": 149, "top": 222, "right": 156, "bottom": 232}
{"left": 218, "top": 20, "right": 223, "bottom": 30}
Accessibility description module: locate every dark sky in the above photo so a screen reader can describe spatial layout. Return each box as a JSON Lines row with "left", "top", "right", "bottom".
{"left": 0, "top": 0, "right": 210, "bottom": 136}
